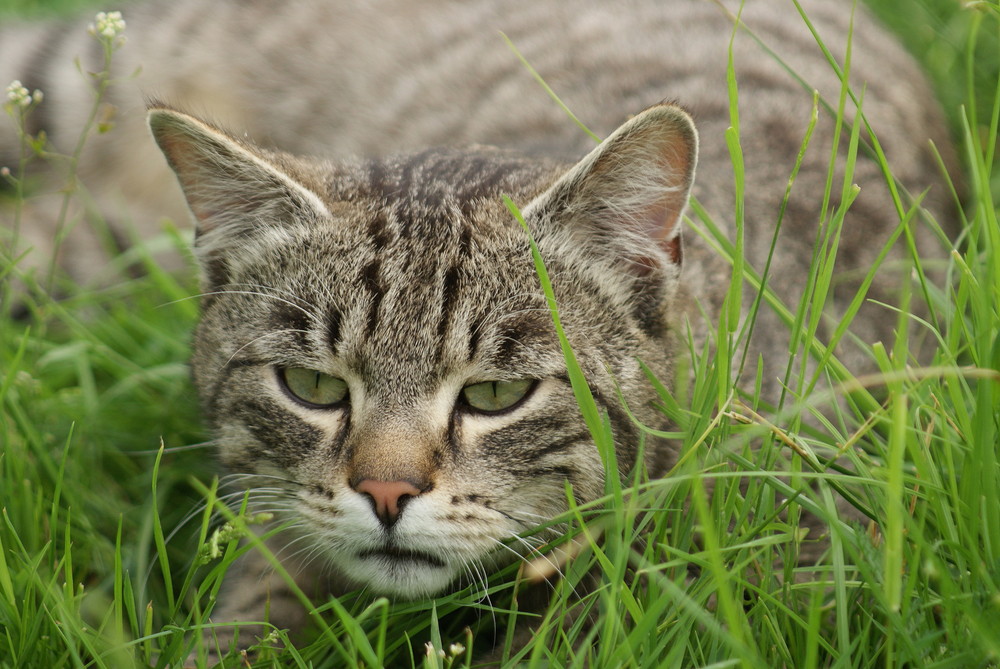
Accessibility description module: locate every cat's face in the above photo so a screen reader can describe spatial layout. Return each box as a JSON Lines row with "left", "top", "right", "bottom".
{"left": 150, "top": 104, "right": 696, "bottom": 597}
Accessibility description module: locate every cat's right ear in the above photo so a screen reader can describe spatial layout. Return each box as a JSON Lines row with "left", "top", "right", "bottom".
{"left": 147, "top": 105, "right": 331, "bottom": 274}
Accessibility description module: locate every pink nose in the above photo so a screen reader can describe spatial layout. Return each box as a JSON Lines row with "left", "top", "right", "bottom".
{"left": 354, "top": 479, "right": 423, "bottom": 527}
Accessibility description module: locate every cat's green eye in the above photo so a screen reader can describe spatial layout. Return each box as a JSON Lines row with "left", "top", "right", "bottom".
{"left": 460, "top": 379, "right": 535, "bottom": 414}
{"left": 280, "top": 367, "right": 349, "bottom": 407}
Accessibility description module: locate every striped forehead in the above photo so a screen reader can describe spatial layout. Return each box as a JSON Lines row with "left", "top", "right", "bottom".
{"left": 243, "top": 148, "right": 563, "bottom": 394}
{"left": 349, "top": 202, "right": 472, "bottom": 358}
{"left": 324, "top": 160, "right": 553, "bottom": 392}
{"left": 329, "top": 209, "right": 536, "bottom": 394}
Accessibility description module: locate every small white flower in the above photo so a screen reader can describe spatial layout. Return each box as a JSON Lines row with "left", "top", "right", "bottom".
{"left": 88, "top": 11, "right": 126, "bottom": 45}
{"left": 32, "top": 89, "right": 43, "bottom": 104}
{"left": 5, "top": 80, "right": 31, "bottom": 108}
{"left": 448, "top": 643, "right": 466, "bottom": 657}
{"left": 1, "top": 166, "right": 11, "bottom": 178}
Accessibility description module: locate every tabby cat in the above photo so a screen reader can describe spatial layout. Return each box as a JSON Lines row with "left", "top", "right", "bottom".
{"left": 1, "top": 0, "right": 953, "bottom": 657}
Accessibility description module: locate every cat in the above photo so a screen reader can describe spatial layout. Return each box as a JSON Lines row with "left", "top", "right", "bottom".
{"left": 1, "top": 0, "right": 955, "bottom": 660}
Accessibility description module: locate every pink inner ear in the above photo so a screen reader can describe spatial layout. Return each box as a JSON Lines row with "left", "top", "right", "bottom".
{"left": 585, "top": 109, "right": 695, "bottom": 263}
{"left": 620, "top": 157, "right": 688, "bottom": 267}
{"left": 650, "top": 129, "right": 696, "bottom": 244}
{"left": 639, "top": 184, "right": 687, "bottom": 240}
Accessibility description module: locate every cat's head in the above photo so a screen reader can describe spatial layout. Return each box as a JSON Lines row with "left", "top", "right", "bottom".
{"left": 149, "top": 103, "right": 696, "bottom": 597}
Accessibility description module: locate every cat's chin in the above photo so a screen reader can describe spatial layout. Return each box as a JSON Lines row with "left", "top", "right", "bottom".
{"left": 345, "top": 548, "right": 458, "bottom": 599}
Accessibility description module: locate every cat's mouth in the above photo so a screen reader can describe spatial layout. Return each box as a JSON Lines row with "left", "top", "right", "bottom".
{"left": 358, "top": 546, "right": 446, "bottom": 568}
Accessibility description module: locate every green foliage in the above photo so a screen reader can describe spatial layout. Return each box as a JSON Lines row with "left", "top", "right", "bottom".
{"left": 1, "top": 1, "right": 999, "bottom": 667}
{"left": 0, "top": 0, "right": 110, "bottom": 19}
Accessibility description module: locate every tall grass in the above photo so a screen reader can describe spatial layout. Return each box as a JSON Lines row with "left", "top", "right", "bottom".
{"left": 1, "top": 1, "right": 998, "bottom": 667}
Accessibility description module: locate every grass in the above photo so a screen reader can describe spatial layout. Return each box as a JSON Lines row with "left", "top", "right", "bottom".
{"left": 1, "top": 0, "right": 999, "bottom": 667}
{"left": 0, "top": 0, "right": 109, "bottom": 18}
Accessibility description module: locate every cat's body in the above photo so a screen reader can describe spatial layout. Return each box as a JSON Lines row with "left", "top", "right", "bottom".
{"left": 2, "top": 0, "right": 954, "bottom": 658}
{"left": 2, "top": 0, "right": 951, "bottom": 300}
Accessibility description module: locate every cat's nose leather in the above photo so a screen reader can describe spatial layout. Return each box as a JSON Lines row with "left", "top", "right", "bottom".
{"left": 354, "top": 479, "right": 423, "bottom": 527}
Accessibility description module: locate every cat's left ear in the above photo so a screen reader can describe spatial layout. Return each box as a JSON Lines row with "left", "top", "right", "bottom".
{"left": 524, "top": 103, "right": 697, "bottom": 269}
{"left": 147, "top": 104, "right": 331, "bottom": 238}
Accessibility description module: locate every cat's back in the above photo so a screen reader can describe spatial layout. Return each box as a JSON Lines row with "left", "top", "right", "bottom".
{"left": 1, "top": 0, "right": 943, "bottom": 156}
{"left": 1, "top": 0, "right": 953, "bottom": 338}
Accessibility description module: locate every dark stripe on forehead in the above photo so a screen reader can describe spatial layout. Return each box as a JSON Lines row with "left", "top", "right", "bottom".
{"left": 441, "top": 223, "right": 472, "bottom": 361}
{"left": 457, "top": 225, "right": 472, "bottom": 252}
{"left": 367, "top": 209, "right": 392, "bottom": 250}
{"left": 494, "top": 309, "right": 551, "bottom": 362}
{"left": 467, "top": 317, "right": 484, "bottom": 363}
{"left": 326, "top": 309, "right": 342, "bottom": 355}
{"left": 436, "top": 264, "right": 461, "bottom": 360}
{"left": 361, "top": 259, "right": 383, "bottom": 334}
{"left": 466, "top": 301, "right": 546, "bottom": 366}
